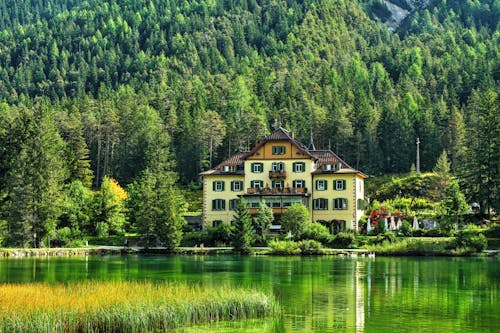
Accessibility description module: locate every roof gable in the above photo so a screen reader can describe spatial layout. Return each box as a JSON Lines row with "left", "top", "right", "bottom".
{"left": 245, "top": 127, "right": 315, "bottom": 160}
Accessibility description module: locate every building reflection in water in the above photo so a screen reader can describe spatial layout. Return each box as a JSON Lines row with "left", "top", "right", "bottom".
{"left": 355, "top": 260, "right": 366, "bottom": 333}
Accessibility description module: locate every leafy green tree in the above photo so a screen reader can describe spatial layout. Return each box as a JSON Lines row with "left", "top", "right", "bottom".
{"left": 281, "top": 203, "right": 310, "bottom": 238}
{"left": 59, "top": 180, "right": 94, "bottom": 238}
{"left": 230, "top": 198, "right": 253, "bottom": 254}
{"left": 93, "top": 177, "right": 127, "bottom": 237}
{"left": 253, "top": 200, "right": 274, "bottom": 244}
{"left": 127, "top": 169, "right": 186, "bottom": 250}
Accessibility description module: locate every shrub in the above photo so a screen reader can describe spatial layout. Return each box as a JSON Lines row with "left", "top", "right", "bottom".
{"left": 330, "top": 232, "right": 355, "bottom": 248}
{"left": 202, "top": 224, "right": 234, "bottom": 246}
{"left": 371, "top": 231, "right": 397, "bottom": 245}
{"left": 365, "top": 238, "right": 451, "bottom": 256}
{"left": 268, "top": 240, "right": 301, "bottom": 255}
{"left": 453, "top": 225, "right": 487, "bottom": 252}
{"left": 485, "top": 224, "right": 500, "bottom": 238}
{"left": 300, "top": 222, "right": 332, "bottom": 244}
{"left": 65, "top": 239, "right": 87, "bottom": 248}
{"left": 412, "top": 229, "right": 424, "bottom": 237}
{"left": 398, "top": 220, "right": 412, "bottom": 236}
{"left": 181, "top": 231, "right": 203, "bottom": 247}
{"left": 50, "top": 227, "right": 73, "bottom": 247}
{"left": 424, "top": 228, "right": 447, "bottom": 237}
{"left": 371, "top": 218, "right": 386, "bottom": 235}
{"left": 298, "top": 240, "right": 323, "bottom": 255}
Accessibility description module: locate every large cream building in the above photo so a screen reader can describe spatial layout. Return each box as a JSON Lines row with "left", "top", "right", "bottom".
{"left": 200, "top": 127, "right": 366, "bottom": 232}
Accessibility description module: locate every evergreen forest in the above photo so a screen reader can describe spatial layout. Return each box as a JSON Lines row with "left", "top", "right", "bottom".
{"left": 0, "top": 0, "right": 498, "bottom": 247}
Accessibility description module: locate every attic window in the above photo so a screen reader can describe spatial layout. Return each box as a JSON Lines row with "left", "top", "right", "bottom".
{"left": 272, "top": 146, "right": 286, "bottom": 155}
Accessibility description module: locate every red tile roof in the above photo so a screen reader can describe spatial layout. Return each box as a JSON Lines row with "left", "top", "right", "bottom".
{"left": 309, "top": 150, "right": 347, "bottom": 167}
{"left": 199, "top": 127, "right": 366, "bottom": 177}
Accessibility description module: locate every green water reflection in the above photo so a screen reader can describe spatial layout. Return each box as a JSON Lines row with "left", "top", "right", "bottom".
{"left": 0, "top": 255, "right": 498, "bottom": 333}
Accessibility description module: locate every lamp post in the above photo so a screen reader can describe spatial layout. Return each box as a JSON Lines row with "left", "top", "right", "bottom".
{"left": 416, "top": 137, "right": 420, "bottom": 175}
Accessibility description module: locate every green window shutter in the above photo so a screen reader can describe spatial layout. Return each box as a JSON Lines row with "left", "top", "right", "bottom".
{"left": 221, "top": 181, "right": 225, "bottom": 191}
{"left": 324, "top": 181, "right": 328, "bottom": 190}
{"left": 342, "top": 180, "right": 346, "bottom": 190}
{"left": 212, "top": 200, "right": 216, "bottom": 210}
{"left": 212, "top": 181, "right": 216, "bottom": 191}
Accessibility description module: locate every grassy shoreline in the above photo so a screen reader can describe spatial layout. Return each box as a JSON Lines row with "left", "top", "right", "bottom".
{"left": 0, "top": 281, "right": 277, "bottom": 332}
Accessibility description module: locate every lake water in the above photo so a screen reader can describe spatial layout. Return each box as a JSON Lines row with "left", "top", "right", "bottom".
{"left": 0, "top": 255, "right": 498, "bottom": 332}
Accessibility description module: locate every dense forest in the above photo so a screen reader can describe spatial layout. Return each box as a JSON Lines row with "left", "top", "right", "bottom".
{"left": 0, "top": 0, "right": 498, "bottom": 246}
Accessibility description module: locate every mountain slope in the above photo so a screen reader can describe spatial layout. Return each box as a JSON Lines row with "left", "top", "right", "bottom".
{"left": 0, "top": 0, "right": 497, "bottom": 183}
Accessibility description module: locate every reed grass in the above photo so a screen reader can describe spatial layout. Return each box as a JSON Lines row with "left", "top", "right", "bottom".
{"left": 0, "top": 281, "right": 277, "bottom": 332}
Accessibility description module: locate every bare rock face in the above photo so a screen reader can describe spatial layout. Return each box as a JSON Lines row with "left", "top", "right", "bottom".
{"left": 375, "top": 0, "right": 430, "bottom": 31}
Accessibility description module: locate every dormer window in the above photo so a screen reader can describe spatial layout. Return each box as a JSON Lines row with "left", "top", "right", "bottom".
{"left": 324, "top": 164, "right": 332, "bottom": 171}
{"left": 272, "top": 146, "right": 286, "bottom": 155}
{"left": 334, "top": 163, "right": 342, "bottom": 171}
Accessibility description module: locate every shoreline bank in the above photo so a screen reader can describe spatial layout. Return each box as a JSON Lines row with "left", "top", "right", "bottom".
{"left": 0, "top": 246, "right": 498, "bottom": 257}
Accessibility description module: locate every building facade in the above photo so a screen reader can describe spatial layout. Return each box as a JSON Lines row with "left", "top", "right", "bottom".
{"left": 200, "top": 127, "right": 366, "bottom": 232}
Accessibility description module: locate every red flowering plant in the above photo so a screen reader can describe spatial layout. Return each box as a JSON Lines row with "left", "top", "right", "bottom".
{"left": 368, "top": 206, "right": 389, "bottom": 235}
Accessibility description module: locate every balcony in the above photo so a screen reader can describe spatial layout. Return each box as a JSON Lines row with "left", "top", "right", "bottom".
{"left": 269, "top": 170, "right": 286, "bottom": 179}
{"left": 249, "top": 208, "right": 288, "bottom": 215}
{"left": 246, "top": 187, "right": 308, "bottom": 195}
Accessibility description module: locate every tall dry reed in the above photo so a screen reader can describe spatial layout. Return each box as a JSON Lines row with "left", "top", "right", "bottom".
{"left": 0, "top": 280, "right": 277, "bottom": 332}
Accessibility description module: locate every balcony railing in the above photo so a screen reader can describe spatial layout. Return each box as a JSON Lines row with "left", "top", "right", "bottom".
{"left": 249, "top": 208, "right": 288, "bottom": 215}
{"left": 269, "top": 170, "right": 286, "bottom": 179}
{"left": 246, "top": 187, "right": 308, "bottom": 195}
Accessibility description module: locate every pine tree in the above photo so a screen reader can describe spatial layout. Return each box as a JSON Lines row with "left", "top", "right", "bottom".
{"left": 461, "top": 89, "right": 499, "bottom": 216}
{"left": 230, "top": 198, "right": 253, "bottom": 254}
{"left": 4, "top": 103, "right": 68, "bottom": 247}
{"left": 430, "top": 150, "right": 452, "bottom": 201}
{"left": 438, "top": 179, "right": 469, "bottom": 231}
{"left": 128, "top": 169, "right": 186, "bottom": 250}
